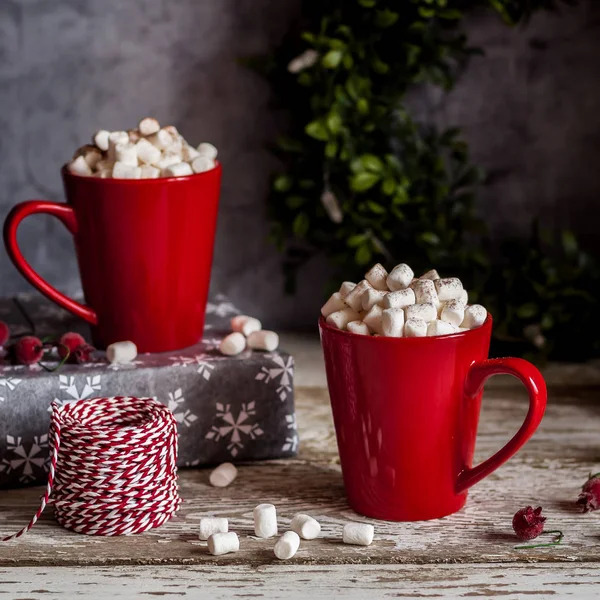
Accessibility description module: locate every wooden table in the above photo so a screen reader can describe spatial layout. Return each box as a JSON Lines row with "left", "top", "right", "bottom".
{"left": 1, "top": 357, "right": 599, "bottom": 598}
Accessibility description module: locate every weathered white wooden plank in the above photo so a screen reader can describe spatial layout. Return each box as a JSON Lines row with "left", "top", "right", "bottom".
{"left": 0, "top": 563, "right": 599, "bottom": 599}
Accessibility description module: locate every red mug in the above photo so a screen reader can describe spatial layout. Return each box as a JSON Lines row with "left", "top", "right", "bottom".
{"left": 3, "top": 166, "right": 221, "bottom": 353}
{"left": 319, "top": 315, "right": 546, "bottom": 521}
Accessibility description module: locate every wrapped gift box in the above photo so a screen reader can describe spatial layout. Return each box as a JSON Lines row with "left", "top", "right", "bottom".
{"left": 0, "top": 294, "right": 296, "bottom": 488}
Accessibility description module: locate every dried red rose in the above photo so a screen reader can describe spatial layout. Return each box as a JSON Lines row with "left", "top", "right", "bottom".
{"left": 577, "top": 473, "right": 600, "bottom": 513}
{"left": 512, "top": 506, "right": 546, "bottom": 541}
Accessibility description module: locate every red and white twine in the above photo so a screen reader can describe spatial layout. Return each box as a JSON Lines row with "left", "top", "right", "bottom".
{"left": 2, "top": 396, "right": 181, "bottom": 540}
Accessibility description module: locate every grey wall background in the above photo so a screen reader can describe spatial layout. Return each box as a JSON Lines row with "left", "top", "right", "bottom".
{"left": 0, "top": 0, "right": 598, "bottom": 329}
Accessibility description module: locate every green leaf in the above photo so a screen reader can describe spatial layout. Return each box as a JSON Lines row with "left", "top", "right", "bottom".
{"left": 561, "top": 230, "right": 578, "bottom": 256}
{"left": 342, "top": 53, "right": 354, "bottom": 69}
{"left": 541, "top": 313, "right": 554, "bottom": 330}
{"left": 355, "top": 244, "right": 372, "bottom": 265}
{"left": 367, "top": 200, "right": 386, "bottom": 214}
{"left": 350, "top": 172, "right": 380, "bottom": 192}
{"left": 292, "top": 213, "right": 310, "bottom": 238}
{"left": 273, "top": 175, "right": 292, "bottom": 193}
{"left": 393, "top": 188, "right": 409, "bottom": 204}
{"left": 326, "top": 112, "right": 342, "bottom": 134}
{"left": 361, "top": 154, "right": 384, "bottom": 173}
{"left": 358, "top": 0, "right": 376, "bottom": 7}
{"left": 325, "top": 140, "right": 338, "bottom": 158}
{"left": 356, "top": 98, "right": 369, "bottom": 114}
{"left": 371, "top": 58, "right": 390, "bottom": 74}
{"left": 419, "top": 232, "right": 440, "bottom": 246}
{"left": 286, "top": 196, "right": 305, "bottom": 209}
{"left": 419, "top": 7, "right": 436, "bottom": 18}
{"left": 322, "top": 50, "right": 343, "bottom": 69}
{"left": 382, "top": 178, "right": 396, "bottom": 195}
{"left": 350, "top": 158, "right": 364, "bottom": 173}
{"left": 375, "top": 9, "right": 399, "bottom": 27}
{"left": 347, "top": 233, "right": 368, "bottom": 247}
{"left": 517, "top": 303, "right": 538, "bottom": 319}
{"left": 439, "top": 8, "right": 462, "bottom": 19}
{"left": 305, "top": 120, "right": 329, "bottom": 141}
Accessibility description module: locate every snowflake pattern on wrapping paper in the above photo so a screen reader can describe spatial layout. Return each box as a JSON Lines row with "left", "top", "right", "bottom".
{"left": 167, "top": 388, "right": 199, "bottom": 428}
{"left": 281, "top": 414, "right": 299, "bottom": 453}
{"left": 0, "top": 377, "right": 22, "bottom": 403}
{"left": 49, "top": 374, "right": 102, "bottom": 411}
{"left": 205, "top": 402, "right": 264, "bottom": 457}
{"left": 168, "top": 348, "right": 226, "bottom": 381}
{"left": 255, "top": 354, "right": 294, "bottom": 401}
{"left": 4, "top": 434, "right": 49, "bottom": 482}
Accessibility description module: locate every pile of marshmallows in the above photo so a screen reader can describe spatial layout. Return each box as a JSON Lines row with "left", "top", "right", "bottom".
{"left": 67, "top": 117, "right": 217, "bottom": 179}
{"left": 322, "top": 262, "right": 488, "bottom": 337}
{"left": 204, "top": 462, "right": 374, "bottom": 559}
{"left": 219, "top": 315, "right": 279, "bottom": 356}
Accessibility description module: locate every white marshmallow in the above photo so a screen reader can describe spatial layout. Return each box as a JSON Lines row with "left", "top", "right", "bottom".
{"left": 68, "top": 155, "right": 92, "bottom": 176}
{"left": 274, "top": 531, "right": 300, "bottom": 560}
{"left": 219, "top": 332, "right": 246, "bottom": 356}
{"left": 155, "top": 153, "right": 182, "bottom": 171}
{"left": 112, "top": 162, "right": 141, "bottom": 179}
{"left": 290, "top": 514, "right": 321, "bottom": 540}
{"left": 207, "top": 532, "right": 239, "bottom": 556}
{"left": 95, "top": 169, "right": 111, "bottom": 179}
{"left": 108, "top": 131, "right": 129, "bottom": 161}
{"left": 165, "top": 137, "right": 184, "bottom": 156}
{"left": 338, "top": 281, "right": 356, "bottom": 299}
{"left": 347, "top": 321, "right": 371, "bottom": 336}
{"left": 231, "top": 315, "right": 262, "bottom": 337}
{"left": 95, "top": 159, "right": 114, "bottom": 173}
{"left": 254, "top": 503, "right": 277, "bottom": 538}
{"left": 115, "top": 142, "right": 138, "bottom": 167}
{"left": 199, "top": 517, "right": 228, "bottom": 540}
{"left": 140, "top": 165, "right": 160, "bottom": 179}
{"left": 420, "top": 269, "right": 440, "bottom": 280}
{"left": 461, "top": 304, "right": 487, "bottom": 329}
{"left": 404, "top": 317, "right": 427, "bottom": 337}
{"left": 128, "top": 129, "right": 141, "bottom": 143}
{"left": 343, "top": 523, "right": 374, "bottom": 546}
{"left": 383, "top": 288, "right": 415, "bottom": 310}
{"left": 163, "top": 162, "right": 193, "bottom": 177}
{"left": 427, "top": 319, "right": 458, "bottom": 337}
{"left": 325, "top": 307, "right": 360, "bottom": 330}
{"left": 136, "top": 138, "right": 162, "bottom": 165}
{"left": 163, "top": 125, "right": 180, "bottom": 138}
{"left": 440, "top": 299, "right": 465, "bottom": 327}
{"left": 382, "top": 308, "right": 404, "bottom": 337}
{"left": 412, "top": 279, "right": 439, "bottom": 306}
{"left": 106, "top": 340, "right": 138, "bottom": 364}
{"left": 209, "top": 462, "right": 238, "bottom": 487}
{"left": 458, "top": 289, "right": 468, "bottom": 305}
{"left": 138, "top": 117, "right": 161, "bottom": 136}
{"left": 148, "top": 129, "right": 175, "bottom": 150}
{"left": 405, "top": 302, "right": 437, "bottom": 323}
{"left": 247, "top": 330, "right": 279, "bottom": 351}
{"left": 191, "top": 156, "right": 215, "bottom": 174}
{"left": 387, "top": 263, "right": 414, "bottom": 291}
{"left": 93, "top": 129, "right": 110, "bottom": 152}
{"left": 344, "top": 280, "right": 372, "bottom": 312}
{"left": 321, "top": 292, "right": 346, "bottom": 318}
{"left": 362, "top": 305, "right": 384, "bottom": 335}
{"left": 74, "top": 146, "right": 102, "bottom": 169}
{"left": 364, "top": 263, "right": 389, "bottom": 291}
{"left": 361, "top": 288, "right": 387, "bottom": 311}
{"left": 197, "top": 142, "right": 218, "bottom": 160}
{"left": 183, "top": 144, "right": 201, "bottom": 161}
{"left": 435, "top": 278, "right": 464, "bottom": 302}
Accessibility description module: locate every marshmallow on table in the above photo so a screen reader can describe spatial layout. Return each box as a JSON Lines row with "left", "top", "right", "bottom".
{"left": 427, "top": 319, "right": 457, "bottom": 337}
{"left": 347, "top": 321, "right": 370, "bottom": 336}
{"left": 383, "top": 288, "right": 415, "bottom": 310}
{"left": 139, "top": 117, "right": 161, "bottom": 136}
{"left": 321, "top": 292, "right": 346, "bottom": 318}
{"left": 112, "top": 162, "right": 142, "bottom": 179}
{"left": 231, "top": 315, "right": 262, "bottom": 336}
{"left": 440, "top": 299, "right": 465, "bottom": 327}
{"left": 362, "top": 305, "right": 383, "bottom": 335}
{"left": 339, "top": 281, "right": 356, "bottom": 299}
{"left": 219, "top": 332, "right": 246, "bottom": 356}
{"left": 209, "top": 462, "right": 238, "bottom": 487}
{"left": 106, "top": 341, "right": 137, "bottom": 364}
{"left": 207, "top": 532, "right": 239, "bottom": 556}
{"left": 198, "top": 142, "right": 218, "bottom": 160}
{"left": 406, "top": 302, "right": 437, "bottom": 323}
{"left": 199, "top": 517, "right": 228, "bottom": 540}
{"left": 254, "top": 503, "right": 277, "bottom": 538}
{"left": 274, "top": 531, "right": 300, "bottom": 560}
{"left": 68, "top": 155, "right": 92, "bottom": 176}
{"left": 435, "top": 278, "right": 463, "bottom": 302}
{"left": 93, "top": 129, "right": 110, "bottom": 152}
{"left": 163, "top": 162, "right": 193, "bottom": 177}
{"left": 140, "top": 165, "right": 160, "bottom": 179}
{"left": 290, "top": 514, "right": 321, "bottom": 540}
{"left": 343, "top": 523, "right": 374, "bottom": 546}
{"left": 191, "top": 156, "right": 215, "bottom": 173}
{"left": 365, "top": 263, "right": 389, "bottom": 291}
{"left": 421, "top": 269, "right": 440, "bottom": 280}
{"left": 361, "top": 288, "right": 387, "bottom": 311}
{"left": 326, "top": 307, "right": 360, "bottom": 330}
{"left": 461, "top": 304, "right": 487, "bottom": 329}
{"left": 412, "top": 279, "right": 439, "bottom": 307}
{"left": 387, "top": 263, "right": 414, "bottom": 291}
{"left": 344, "top": 279, "right": 372, "bottom": 312}
{"left": 382, "top": 308, "right": 405, "bottom": 337}
{"left": 247, "top": 330, "right": 279, "bottom": 351}
{"left": 404, "top": 317, "right": 427, "bottom": 337}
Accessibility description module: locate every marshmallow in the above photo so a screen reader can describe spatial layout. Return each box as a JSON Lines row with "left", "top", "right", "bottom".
{"left": 148, "top": 129, "right": 175, "bottom": 150}
{"left": 231, "top": 315, "right": 262, "bottom": 337}
{"left": 93, "top": 129, "right": 110, "bottom": 152}
{"left": 112, "top": 162, "right": 142, "bottom": 179}
{"left": 383, "top": 288, "right": 415, "bottom": 310}
{"left": 197, "top": 142, "right": 218, "bottom": 160}
{"left": 361, "top": 288, "right": 387, "bottom": 311}
{"left": 382, "top": 308, "right": 404, "bottom": 337}
{"left": 404, "top": 317, "right": 427, "bottom": 337}
{"left": 219, "top": 332, "right": 246, "bottom": 356}
{"left": 461, "top": 304, "right": 487, "bottom": 329}
{"left": 412, "top": 279, "right": 439, "bottom": 307}
{"left": 435, "top": 278, "right": 464, "bottom": 302}
{"left": 183, "top": 144, "right": 201, "bottom": 161}
{"left": 115, "top": 142, "right": 138, "bottom": 166}
{"left": 163, "top": 162, "right": 193, "bottom": 177}
{"left": 191, "top": 156, "right": 215, "bottom": 174}
{"left": 140, "top": 165, "right": 160, "bottom": 179}
{"left": 440, "top": 299, "right": 465, "bottom": 327}
{"left": 325, "top": 307, "right": 360, "bottom": 330}
{"left": 386, "top": 263, "right": 414, "bottom": 291}
{"left": 163, "top": 125, "right": 180, "bottom": 138}
{"left": 321, "top": 292, "right": 347, "bottom": 318}
{"left": 165, "top": 137, "right": 184, "bottom": 156}
{"left": 458, "top": 289, "right": 468, "bottom": 305}
{"left": 136, "top": 138, "right": 162, "bottom": 165}
{"left": 199, "top": 517, "right": 228, "bottom": 540}
{"left": 365, "top": 263, "right": 389, "bottom": 291}
{"left": 274, "top": 531, "right": 300, "bottom": 560}
{"left": 427, "top": 319, "right": 458, "bottom": 337}
{"left": 207, "top": 532, "right": 239, "bottom": 556}
{"left": 362, "top": 305, "right": 384, "bottom": 335}
{"left": 247, "top": 330, "right": 279, "bottom": 351}
{"left": 74, "top": 145, "right": 102, "bottom": 169}
{"left": 405, "top": 302, "right": 437, "bottom": 323}
{"left": 68, "top": 155, "right": 92, "bottom": 176}
{"left": 290, "top": 514, "right": 321, "bottom": 540}
{"left": 108, "top": 131, "right": 129, "bottom": 161}
{"left": 344, "top": 280, "right": 372, "bottom": 312}
{"left": 95, "top": 159, "right": 114, "bottom": 172}
{"left": 343, "top": 523, "right": 374, "bottom": 546}
{"left": 138, "top": 117, "right": 161, "bottom": 136}
{"left": 106, "top": 340, "right": 137, "bottom": 364}
{"left": 347, "top": 321, "right": 371, "bottom": 336}
{"left": 254, "top": 503, "right": 277, "bottom": 538}
{"left": 339, "top": 281, "right": 356, "bottom": 299}
{"left": 421, "top": 269, "right": 440, "bottom": 280}
{"left": 95, "top": 169, "right": 111, "bottom": 178}
{"left": 209, "top": 462, "right": 238, "bottom": 487}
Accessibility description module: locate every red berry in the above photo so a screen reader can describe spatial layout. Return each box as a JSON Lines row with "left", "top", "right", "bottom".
{"left": 512, "top": 506, "right": 546, "bottom": 540}
{"left": 57, "top": 332, "right": 95, "bottom": 364}
{"left": 0, "top": 321, "right": 9, "bottom": 347}
{"left": 577, "top": 474, "right": 600, "bottom": 513}
{"left": 13, "top": 336, "right": 44, "bottom": 365}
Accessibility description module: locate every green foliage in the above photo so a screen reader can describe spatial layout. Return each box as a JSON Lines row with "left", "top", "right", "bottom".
{"left": 259, "top": 0, "right": 596, "bottom": 360}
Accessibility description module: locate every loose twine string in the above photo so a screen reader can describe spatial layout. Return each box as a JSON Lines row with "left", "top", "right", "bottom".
{"left": 2, "top": 396, "right": 181, "bottom": 540}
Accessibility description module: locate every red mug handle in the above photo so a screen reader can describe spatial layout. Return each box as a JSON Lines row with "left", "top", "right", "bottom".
{"left": 3, "top": 201, "right": 98, "bottom": 325}
{"left": 456, "top": 357, "right": 547, "bottom": 493}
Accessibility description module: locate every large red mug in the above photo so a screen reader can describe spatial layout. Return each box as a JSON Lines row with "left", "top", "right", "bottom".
{"left": 319, "top": 315, "right": 546, "bottom": 521}
{"left": 3, "top": 166, "right": 221, "bottom": 353}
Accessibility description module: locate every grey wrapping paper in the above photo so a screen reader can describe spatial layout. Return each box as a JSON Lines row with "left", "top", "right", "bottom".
{"left": 0, "top": 295, "right": 297, "bottom": 488}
